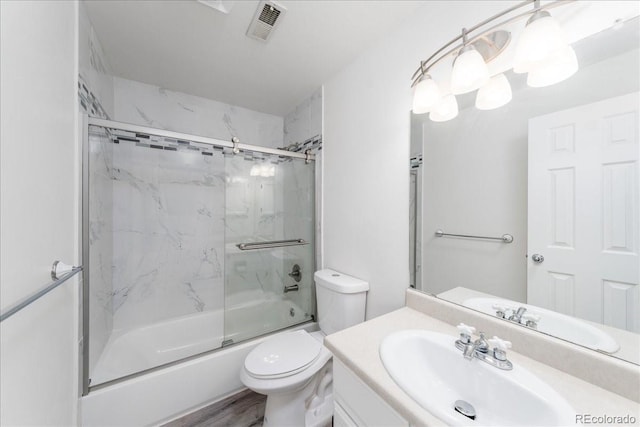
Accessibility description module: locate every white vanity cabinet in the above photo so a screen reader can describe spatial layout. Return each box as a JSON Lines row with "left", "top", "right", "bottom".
{"left": 333, "top": 358, "right": 409, "bottom": 427}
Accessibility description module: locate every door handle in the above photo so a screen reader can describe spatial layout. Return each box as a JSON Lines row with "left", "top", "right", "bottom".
{"left": 531, "top": 254, "right": 544, "bottom": 263}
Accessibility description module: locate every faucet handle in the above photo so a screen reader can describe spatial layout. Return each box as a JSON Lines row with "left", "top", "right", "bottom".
{"left": 491, "top": 303, "right": 512, "bottom": 318}
{"left": 522, "top": 312, "right": 541, "bottom": 328}
{"left": 487, "top": 335, "right": 511, "bottom": 351}
{"left": 457, "top": 323, "right": 476, "bottom": 335}
{"left": 488, "top": 336, "right": 512, "bottom": 350}
{"left": 488, "top": 336, "right": 512, "bottom": 362}
{"left": 522, "top": 313, "right": 541, "bottom": 323}
{"left": 456, "top": 323, "right": 476, "bottom": 344}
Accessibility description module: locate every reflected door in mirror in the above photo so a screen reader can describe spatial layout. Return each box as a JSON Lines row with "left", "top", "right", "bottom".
{"left": 528, "top": 92, "right": 640, "bottom": 333}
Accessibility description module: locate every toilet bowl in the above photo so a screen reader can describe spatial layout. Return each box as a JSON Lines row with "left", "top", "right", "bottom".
{"left": 240, "top": 269, "right": 368, "bottom": 427}
{"left": 240, "top": 330, "right": 332, "bottom": 427}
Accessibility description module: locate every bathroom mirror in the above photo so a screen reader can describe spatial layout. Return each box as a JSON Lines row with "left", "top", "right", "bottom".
{"left": 410, "top": 13, "right": 640, "bottom": 365}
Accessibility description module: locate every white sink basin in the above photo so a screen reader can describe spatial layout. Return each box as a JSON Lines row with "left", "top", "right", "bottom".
{"left": 462, "top": 297, "right": 619, "bottom": 353}
{"left": 380, "top": 330, "right": 576, "bottom": 426}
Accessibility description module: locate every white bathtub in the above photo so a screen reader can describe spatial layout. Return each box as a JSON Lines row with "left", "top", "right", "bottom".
{"left": 83, "top": 298, "right": 314, "bottom": 426}
{"left": 91, "top": 296, "right": 309, "bottom": 386}
{"left": 91, "top": 310, "right": 225, "bottom": 385}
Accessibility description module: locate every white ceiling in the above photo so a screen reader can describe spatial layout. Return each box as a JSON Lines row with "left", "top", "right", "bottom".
{"left": 84, "top": 0, "right": 424, "bottom": 116}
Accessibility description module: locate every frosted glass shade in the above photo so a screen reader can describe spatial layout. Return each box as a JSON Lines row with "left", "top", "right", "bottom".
{"left": 429, "top": 94, "right": 459, "bottom": 122}
{"left": 527, "top": 46, "right": 578, "bottom": 87}
{"left": 475, "top": 73, "right": 513, "bottom": 110}
{"left": 412, "top": 75, "right": 441, "bottom": 114}
{"left": 513, "top": 13, "right": 569, "bottom": 74}
{"left": 451, "top": 47, "right": 489, "bottom": 95}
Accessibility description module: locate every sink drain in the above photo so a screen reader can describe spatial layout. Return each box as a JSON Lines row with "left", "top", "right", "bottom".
{"left": 454, "top": 400, "right": 476, "bottom": 420}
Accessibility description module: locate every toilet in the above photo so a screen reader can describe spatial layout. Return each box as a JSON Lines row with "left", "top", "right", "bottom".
{"left": 240, "top": 269, "right": 369, "bottom": 427}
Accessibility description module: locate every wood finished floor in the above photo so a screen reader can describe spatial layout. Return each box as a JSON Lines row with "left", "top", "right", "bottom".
{"left": 163, "top": 389, "right": 266, "bottom": 427}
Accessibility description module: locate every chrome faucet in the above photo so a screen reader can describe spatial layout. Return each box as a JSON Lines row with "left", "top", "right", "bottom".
{"left": 493, "top": 304, "right": 541, "bottom": 330}
{"left": 463, "top": 332, "right": 489, "bottom": 360}
{"left": 508, "top": 306, "right": 527, "bottom": 323}
{"left": 455, "top": 323, "right": 513, "bottom": 370}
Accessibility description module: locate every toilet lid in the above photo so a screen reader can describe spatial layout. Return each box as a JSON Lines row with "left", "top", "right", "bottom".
{"left": 245, "top": 330, "right": 321, "bottom": 378}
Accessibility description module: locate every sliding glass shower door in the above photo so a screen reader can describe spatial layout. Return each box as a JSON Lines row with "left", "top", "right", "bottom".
{"left": 84, "top": 118, "right": 315, "bottom": 390}
{"left": 223, "top": 153, "right": 315, "bottom": 345}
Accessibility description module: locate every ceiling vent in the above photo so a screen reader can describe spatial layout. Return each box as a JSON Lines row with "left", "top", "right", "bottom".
{"left": 246, "top": 1, "right": 286, "bottom": 42}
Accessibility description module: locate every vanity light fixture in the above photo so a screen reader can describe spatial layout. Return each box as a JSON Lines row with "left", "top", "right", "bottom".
{"left": 513, "top": 1, "right": 579, "bottom": 87}
{"left": 412, "top": 73, "right": 441, "bottom": 114}
{"left": 429, "top": 94, "right": 459, "bottom": 122}
{"left": 451, "top": 29, "right": 489, "bottom": 95}
{"left": 513, "top": 6, "right": 571, "bottom": 73}
{"left": 526, "top": 45, "right": 578, "bottom": 87}
{"left": 475, "top": 73, "right": 512, "bottom": 110}
{"left": 410, "top": 0, "right": 579, "bottom": 122}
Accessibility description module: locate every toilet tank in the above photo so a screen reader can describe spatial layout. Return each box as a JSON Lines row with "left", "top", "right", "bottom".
{"left": 314, "top": 269, "right": 369, "bottom": 335}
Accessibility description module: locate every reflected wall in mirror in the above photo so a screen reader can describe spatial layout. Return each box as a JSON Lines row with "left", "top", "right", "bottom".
{"left": 410, "top": 10, "right": 640, "bottom": 365}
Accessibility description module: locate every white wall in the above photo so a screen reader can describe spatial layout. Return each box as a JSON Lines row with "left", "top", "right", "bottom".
{"left": 0, "top": 1, "right": 80, "bottom": 425}
{"left": 322, "top": 1, "right": 514, "bottom": 319}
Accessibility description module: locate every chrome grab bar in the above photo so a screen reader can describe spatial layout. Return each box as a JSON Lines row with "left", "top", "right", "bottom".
{"left": 435, "top": 229, "right": 514, "bottom": 243}
{"left": 236, "top": 238, "right": 308, "bottom": 251}
{"left": 0, "top": 265, "right": 83, "bottom": 323}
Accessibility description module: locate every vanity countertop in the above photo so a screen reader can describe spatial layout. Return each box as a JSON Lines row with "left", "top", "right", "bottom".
{"left": 324, "top": 307, "right": 640, "bottom": 427}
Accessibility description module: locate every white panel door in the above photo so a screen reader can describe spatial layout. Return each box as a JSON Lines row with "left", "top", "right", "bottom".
{"left": 528, "top": 93, "right": 639, "bottom": 332}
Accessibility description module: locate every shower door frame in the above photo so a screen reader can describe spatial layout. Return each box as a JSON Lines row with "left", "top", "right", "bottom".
{"left": 81, "top": 114, "right": 316, "bottom": 395}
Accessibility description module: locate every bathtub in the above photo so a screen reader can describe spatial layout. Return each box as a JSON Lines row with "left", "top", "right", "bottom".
{"left": 83, "top": 297, "right": 314, "bottom": 426}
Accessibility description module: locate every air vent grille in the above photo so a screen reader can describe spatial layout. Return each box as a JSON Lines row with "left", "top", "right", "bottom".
{"left": 247, "top": 1, "right": 286, "bottom": 42}
{"left": 259, "top": 4, "right": 280, "bottom": 26}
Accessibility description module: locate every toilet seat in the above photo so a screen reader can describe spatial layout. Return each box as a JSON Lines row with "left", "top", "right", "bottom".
{"left": 240, "top": 330, "right": 332, "bottom": 396}
{"left": 244, "top": 330, "right": 322, "bottom": 380}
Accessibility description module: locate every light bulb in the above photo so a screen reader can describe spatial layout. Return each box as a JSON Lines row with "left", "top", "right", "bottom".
{"left": 527, "top": 45, "right": 578, "bottom": 87}
{"left": 513, "top": 11, "right": 569, "bottom": 74}
{"left": 429, "top": 94, "right": 458, "bottom": 122}
{"left": 412, "top": 74, "right": 441, "bottom": 114}
{"left": 475, "top": 73, "right": 513, "bottom": 110}
{"left": 451, "top": 46, "right": 489, "bottom": 95}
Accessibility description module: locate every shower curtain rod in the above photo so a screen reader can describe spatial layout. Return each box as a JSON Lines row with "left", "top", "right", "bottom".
{"left": 88, "top": 117, "right": 316, "bottom": 161}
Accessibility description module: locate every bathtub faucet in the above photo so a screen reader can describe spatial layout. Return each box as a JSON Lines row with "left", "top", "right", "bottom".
{"left": 284, "top": 284, "right": 299, "bottom": 293}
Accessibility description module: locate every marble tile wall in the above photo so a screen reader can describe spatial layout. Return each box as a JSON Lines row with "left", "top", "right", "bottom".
{"left": 79, "top": 2, "right": 114, "bottom": 119}
{"left": 113, "top": 77, "right": 283, "bottom": 149}
{"left": 283, "top": 88, "right": 322, "bottom": 148}
{"left": 110, "top": 140, "right": 226, "bottom": 331}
